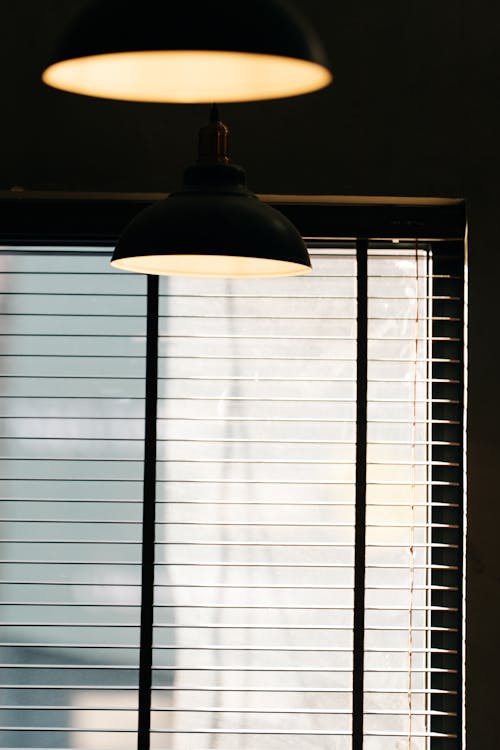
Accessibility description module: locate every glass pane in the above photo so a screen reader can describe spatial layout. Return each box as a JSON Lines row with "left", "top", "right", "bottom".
{"left": 0, "top": 250, "right": 146, "bottom": 749}
{"left": 366, "top": 248, "right": 431, "bottom": 750}
{"left": 152, "top": 250, "right": 357, "bottom": 750}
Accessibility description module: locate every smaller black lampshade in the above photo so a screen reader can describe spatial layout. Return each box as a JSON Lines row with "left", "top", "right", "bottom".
{"left": 111, "top": 116, "right": 312, "bottom": 278}
{"left": 111, "top": 190, "right": 312, "bottom": 278}
{"left": 42, "top": 0, "right": 332, "bottom": 103}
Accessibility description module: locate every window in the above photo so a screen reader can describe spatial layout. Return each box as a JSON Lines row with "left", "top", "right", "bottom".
{"left": 0, "top": 200, "right": 465, "bottom": 749}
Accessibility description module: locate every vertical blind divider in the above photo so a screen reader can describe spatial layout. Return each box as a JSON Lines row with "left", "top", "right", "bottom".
{"left": 137, "top": 274, "right": 159, "bottom": 750}
{"left": 353, "top": 238, "right": 368, "bottom": 750}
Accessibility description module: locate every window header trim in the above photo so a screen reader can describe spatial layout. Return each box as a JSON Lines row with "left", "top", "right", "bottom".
{"left": 0, "top": 197, "right": 466, "bottom": 246}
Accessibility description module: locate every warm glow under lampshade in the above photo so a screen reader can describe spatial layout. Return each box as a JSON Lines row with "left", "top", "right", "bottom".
{"left": 42, "top": 0, "right": 332, "bottom": 103}
{"left": 110, "top": 114, "right": 312, "bottom": 278}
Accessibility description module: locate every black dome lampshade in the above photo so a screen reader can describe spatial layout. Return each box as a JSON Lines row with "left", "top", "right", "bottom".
{"left": 42, "top": 0, "right": 332, "bottom": 103}
{"left": 110, "top": 108, "right": 312, "bottom": 278}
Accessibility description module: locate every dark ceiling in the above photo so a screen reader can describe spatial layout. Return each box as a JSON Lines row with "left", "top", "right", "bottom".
{"left": 2, "top": 0, "right": 488, "bottom": 197}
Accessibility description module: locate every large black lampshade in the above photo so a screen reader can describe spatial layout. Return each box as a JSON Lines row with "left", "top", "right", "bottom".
{"left": 42, "top": 0, "right": 332, "bottom": 102}
{"left": 110, "top": 113, "right": 312, "bottom": 277}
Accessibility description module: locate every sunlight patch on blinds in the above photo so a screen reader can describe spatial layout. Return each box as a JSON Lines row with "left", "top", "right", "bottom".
{"left": 365, "top": 246, "right": 457, "bottom": 750}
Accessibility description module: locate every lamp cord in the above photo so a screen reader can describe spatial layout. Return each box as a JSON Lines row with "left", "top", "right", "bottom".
{"left": 210, "top": 103, "right": 220, "bottom": 123}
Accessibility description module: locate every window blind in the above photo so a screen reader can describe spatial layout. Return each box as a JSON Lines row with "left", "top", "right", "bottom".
{"left": 0, "top": 236, "right": 464, "bottom": 750}
{"left": 0, "top": 250, "right": 146, "bottom": 748}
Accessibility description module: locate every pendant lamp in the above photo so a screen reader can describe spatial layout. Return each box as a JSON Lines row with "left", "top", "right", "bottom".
{"left": 110, "top": 107, "right": 312, "bottom": 277}
{"left": 42, "top": 0, "right": 332, "bottom": 103}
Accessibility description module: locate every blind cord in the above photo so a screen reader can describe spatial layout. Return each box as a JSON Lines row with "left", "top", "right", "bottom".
{"left": 407, "top": 239, "right": 421, "bottom": 749}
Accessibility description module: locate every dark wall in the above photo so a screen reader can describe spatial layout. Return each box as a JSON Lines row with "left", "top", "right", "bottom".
{"left": 1, "top": 0, "right": 472, "bottom": 196}
{"left": 3, "top": 1, "right": 498, "bottom": 746}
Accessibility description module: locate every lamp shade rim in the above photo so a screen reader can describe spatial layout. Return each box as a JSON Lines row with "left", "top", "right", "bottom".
{"left": 110, "top": 254, "right": 312, "bottom": 278}
{"left": 43, "top": 51, "right": 332, "bottom": 103}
